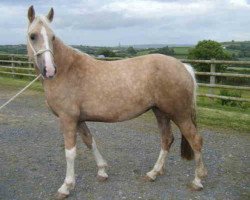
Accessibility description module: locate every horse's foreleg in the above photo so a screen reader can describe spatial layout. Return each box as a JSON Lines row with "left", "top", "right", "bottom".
{"left": 56, "top": 117, "right": 77, "bottom": 200}
{"left": 178, "top": 119, "right": 207, "bottom": 190}
{"left": 78, "top": 122, "right": 108, "bottom": 181}
{"left": 144, "top": 108, "right": 174, "bottom": 181}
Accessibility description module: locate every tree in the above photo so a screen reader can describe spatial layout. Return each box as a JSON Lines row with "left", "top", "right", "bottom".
{"left": 188, "top": 40, "right": 231, "bottom": 82}
{"left": 150, "top": 46, "right": 174, "bottom": 55}
{"left": 188, "top": 40, "right": 231, "bottom": 61}
{"left": 96, "top": 48, "right": 116, "bottom": 57}
{"left": 188, "top": 40, "right": 231, "bottom": 71}
{"left": 127, "top": 46, "right": 137, "bottom": 56}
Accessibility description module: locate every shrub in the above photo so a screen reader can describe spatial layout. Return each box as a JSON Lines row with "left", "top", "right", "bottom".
{"left": 188, "top": 40, "right": 231, "bottom": 83}
{"left": 219, "top": 89, "right": 244, "bottom": 108}
{"left": 150, "top": 46, "right": 175, "bottom": 55}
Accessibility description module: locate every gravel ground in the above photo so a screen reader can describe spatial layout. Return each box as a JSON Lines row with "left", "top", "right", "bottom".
{"left": 0, "top": 86, "right": 249, "bottom": 200}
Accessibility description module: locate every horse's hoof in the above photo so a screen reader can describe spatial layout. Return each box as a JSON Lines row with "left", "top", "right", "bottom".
{"left": 55, "top": 192, "right": 69, "bottom": 200}
{"left": 188, "top": 182, "right": 203, "bottom": 191}
{"left": 141, "top": 175, "right": 155, "bottom": 182}
{"left": 97, "top": 175, "right": 108, "bottom": 182}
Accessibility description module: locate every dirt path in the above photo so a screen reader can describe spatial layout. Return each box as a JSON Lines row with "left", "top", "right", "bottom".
{"left": 0, "top": 87, "right": 249, "bottom": 200}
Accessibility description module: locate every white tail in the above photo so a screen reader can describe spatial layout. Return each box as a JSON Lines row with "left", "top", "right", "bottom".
{"left": 184, "top": 63, "right": 197, "bottom": 104}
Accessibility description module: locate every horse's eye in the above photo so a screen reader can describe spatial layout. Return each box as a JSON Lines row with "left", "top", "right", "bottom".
{"left": 30, "top": 33, "right": 36, "bottom": 41}
{"left": 52, "top": 35, "right": 55, "bottom": 41}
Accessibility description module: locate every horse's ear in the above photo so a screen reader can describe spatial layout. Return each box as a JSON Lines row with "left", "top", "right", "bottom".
{"left": 47, "top": 8, "right": 54, "bottom": 22}
{"left": 28, "top": 5, "right": 35, "bottom": 23}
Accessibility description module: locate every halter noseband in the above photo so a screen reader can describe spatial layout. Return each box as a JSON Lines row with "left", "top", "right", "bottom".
{"left": 28, "top": 37, "right": 55, "bottom": 79}
{"left": 28, "top": 37, "right": 54, "bottom": 59}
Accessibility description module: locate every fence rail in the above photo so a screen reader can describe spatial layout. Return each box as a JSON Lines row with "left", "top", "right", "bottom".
{"left": 180, "top": 59, "right": 250, "bottom": 65}
{"left": 0, "top": 54, "right": 249, "bottom": 102}
{"left": 198, "top": 94, "right": 250, "bottom": 102}
{"left": 0, "top": 60, "right": 32, "bottom": 64}
{"left": 0, "top": 71, "right": 36, "bottom": 77}
{"left": 195, "top": 72, "right": 250, "bottom": 78}
{"left": 197, "top": 83, "right": 250, "bottom": 91}
{"left": 0, "top": 66, "right": 35, "bottom": 71}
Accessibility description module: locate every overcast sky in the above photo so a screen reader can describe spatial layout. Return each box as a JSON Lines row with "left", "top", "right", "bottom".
{"left": 0, "top": 0, "right": 250, "bottom": 46}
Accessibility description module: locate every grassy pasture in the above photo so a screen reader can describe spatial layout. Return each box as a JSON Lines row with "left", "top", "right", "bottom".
{"left": 173, "top": 46, "right": 191, "bottom": 55}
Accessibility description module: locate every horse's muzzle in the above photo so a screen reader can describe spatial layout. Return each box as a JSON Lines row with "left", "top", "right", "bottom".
{"left": 42, "top": 65, "right": 57, "bottom": 79}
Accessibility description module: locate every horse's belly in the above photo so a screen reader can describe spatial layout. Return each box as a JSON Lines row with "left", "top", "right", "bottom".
{"left": 80, "top": 99, "right": 152, "bottom": 122}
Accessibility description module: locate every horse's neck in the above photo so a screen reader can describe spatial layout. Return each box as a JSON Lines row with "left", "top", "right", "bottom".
{"left": 42, "top": 38, "right": 90, "bottom": 92}
{"left": 53, "top": 38, "right": 77, "bottom": 75}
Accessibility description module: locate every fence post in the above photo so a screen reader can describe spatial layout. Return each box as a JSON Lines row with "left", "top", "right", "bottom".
{"left": 209, "top": 59, "right": 216, "bottom": 94}
{"left": 11, "top": 55, "right": 15, "bottom": 78}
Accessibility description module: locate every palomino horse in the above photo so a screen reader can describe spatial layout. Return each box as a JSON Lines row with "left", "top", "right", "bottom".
{"left": 26, "top": 6, "right": 207, "bottom": 199}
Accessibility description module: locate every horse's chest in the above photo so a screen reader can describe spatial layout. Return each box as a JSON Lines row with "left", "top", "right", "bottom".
{"left": 45, "top": 89, "right": 79, "bottom": 117}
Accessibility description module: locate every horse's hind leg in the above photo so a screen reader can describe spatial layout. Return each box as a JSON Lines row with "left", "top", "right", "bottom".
{"left": 78, "top": 122, "right": 108, "bottom": 181}
{"left": 144, "top": 108, "right": 174, "bottom": 181}
{"left": 178, "top": 118, "right": 207, "bottom": 190}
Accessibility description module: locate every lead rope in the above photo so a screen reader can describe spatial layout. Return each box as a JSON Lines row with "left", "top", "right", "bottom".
{"left": 0, "top": 32, "right": 54, "bottom": 111}
{"left": 0, "top": 74, "right": 42, "bottom": 111}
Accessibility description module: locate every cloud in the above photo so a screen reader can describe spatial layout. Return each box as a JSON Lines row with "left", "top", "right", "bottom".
{"left": 0, "top": 0, "right": 250, "bottom": 45}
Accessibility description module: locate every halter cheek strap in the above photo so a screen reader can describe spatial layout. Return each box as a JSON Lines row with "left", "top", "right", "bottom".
{"left": 27, "top": 37, "right": 54, "bottom": 66}
{"left": 27, "top": 37, "right": 55, "bottom": 80}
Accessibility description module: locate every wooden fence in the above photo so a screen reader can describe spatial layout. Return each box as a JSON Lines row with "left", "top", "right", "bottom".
{"left": 0, "top": 54, "right": 249, "bottom": 102}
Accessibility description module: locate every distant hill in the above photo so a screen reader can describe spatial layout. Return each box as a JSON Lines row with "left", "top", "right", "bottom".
{"left": 121, "top": 44, "right": 194, "bottom": 49}
{"left": 221, "top": 41, "right": 250, "bottom": 47}
{"left": 221, "top": 41, "right": 250, "bottom": 59}
{"left": 0, "top": 44, "right": 27, "bottom": 54}
{"left": 0, "top": 41, "right": 250, "bottom": 59}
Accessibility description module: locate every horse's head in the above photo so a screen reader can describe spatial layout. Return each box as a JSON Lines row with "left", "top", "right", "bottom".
{"left": 27, "top": 6, "right": 56, "bottom": 79}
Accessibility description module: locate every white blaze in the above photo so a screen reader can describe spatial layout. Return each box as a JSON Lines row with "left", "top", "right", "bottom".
{"left": 41, "top": 26, "right": 55, "bottom": 77}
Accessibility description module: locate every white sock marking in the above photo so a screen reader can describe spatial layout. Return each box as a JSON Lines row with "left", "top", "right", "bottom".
{"left": 92, "top": 139, "right": 107, "bottom": 167}
{"left": 98, "top": 167, "right": 108, "bottom": 178}
{"left": 41, "top": 26, "right": 55, "bottom": 77}
{"left": 58, "top": 183, "right": 69, "bottom": 195}
{"left": 192, "top": 177, "right": 203, "bottom": 188}
{"left": 92, "top": 139, "right": 108, "bottom": 178}
{"left": 58, "top": 146, "right": 76, "bottom": 195}
{"left": 147, "top": 149, "right": 168, "bottom": 180}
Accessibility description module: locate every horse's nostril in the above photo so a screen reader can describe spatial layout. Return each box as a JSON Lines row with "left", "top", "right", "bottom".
{"left": 43, "top": 68, "right": 47, "bottom": 76}
{"left": 54, "top": 67, "right": 57, "bottom": 74}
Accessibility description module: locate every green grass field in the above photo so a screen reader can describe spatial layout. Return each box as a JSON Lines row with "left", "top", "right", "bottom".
{"left": 173, "top": 46, "right": 192, "bottom": 55}
{"left": 0, "top": 76, "right": 249, "bottom": 133}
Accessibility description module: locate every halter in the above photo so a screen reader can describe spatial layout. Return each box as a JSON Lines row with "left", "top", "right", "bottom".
{"left": 27, "top": 35, "right": 55, "bottom": 80}
{"left": 28, "top": 36, "right": 54, "bottom": 65}
{"left": 27, "top": 17, "right": 56, "bottom": 79}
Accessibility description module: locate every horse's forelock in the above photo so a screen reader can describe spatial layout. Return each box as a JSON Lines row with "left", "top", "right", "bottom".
{"left": 28, "top": 16, "right": 51, "bottom": 33}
